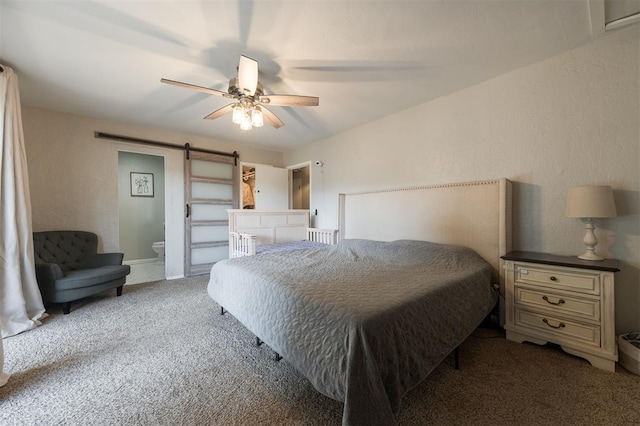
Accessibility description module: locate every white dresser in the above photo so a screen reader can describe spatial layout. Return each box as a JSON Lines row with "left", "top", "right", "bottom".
{"left": 502, "top": 251, "right": 620, "bottom": 372}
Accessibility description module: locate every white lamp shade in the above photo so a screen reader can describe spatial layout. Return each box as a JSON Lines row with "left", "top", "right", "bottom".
{"left": 251, "top": 107, "right": 264, "bottom": 127}
{"left": 239, "top": 112, "right": 252, "bottom": 130}
{"left": 232, "top": 105, "right": 244, "bottom": 124}
{"left": 565, "top": 185, "right": 617, "bottom": 218}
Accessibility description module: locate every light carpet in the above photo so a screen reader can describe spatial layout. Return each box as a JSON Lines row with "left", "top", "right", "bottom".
{"left": 1, "top": 276, "right": 639, "bottom": 425}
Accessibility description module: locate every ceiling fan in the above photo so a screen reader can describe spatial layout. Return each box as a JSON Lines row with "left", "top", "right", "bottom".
{"left": 161, "top": 55, "right": 319, "bottom": 130}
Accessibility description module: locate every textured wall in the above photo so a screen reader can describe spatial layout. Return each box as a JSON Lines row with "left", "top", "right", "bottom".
{"left": 284, "top": 26, "right": 640, "bottom": 332}
{"left": 22, "top": 107, "right": 284, "bottom": 278}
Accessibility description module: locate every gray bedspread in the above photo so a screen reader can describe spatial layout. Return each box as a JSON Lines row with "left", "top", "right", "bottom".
{"left": 255, "top": 239, "right": 327, "bottom": 255}
{"left": 208, "top": 239, "right": 496, "bottom": 425}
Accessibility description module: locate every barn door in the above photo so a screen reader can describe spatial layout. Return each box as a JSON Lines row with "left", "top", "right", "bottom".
{"left": 185, "top": 151, "right": 237, "bottom": 276}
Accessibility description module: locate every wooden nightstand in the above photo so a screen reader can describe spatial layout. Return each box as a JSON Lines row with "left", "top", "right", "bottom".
{"left": 501, "top": 251, "right": 620, "bottom": 372}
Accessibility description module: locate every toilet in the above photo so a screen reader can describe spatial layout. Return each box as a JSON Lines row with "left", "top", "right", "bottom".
{"left": 151, "top": 241, "right": 165, "bottom": 263}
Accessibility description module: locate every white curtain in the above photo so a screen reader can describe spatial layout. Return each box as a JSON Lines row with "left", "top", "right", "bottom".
{"left": 0, "top": 338, "right": 8, "bottom": 387}
{"left": 0, "top": 65, "right": 47, "bottom": 347}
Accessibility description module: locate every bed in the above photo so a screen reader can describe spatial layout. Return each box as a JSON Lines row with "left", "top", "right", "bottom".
{"left": 209, "top": 178, "right": 512, "bottom": 425}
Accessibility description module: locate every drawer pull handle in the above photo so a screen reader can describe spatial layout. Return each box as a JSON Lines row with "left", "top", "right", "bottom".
{"left": 549, "top": 276, "right": 557, "bottom": 281}
{"left": 542, "top": 295, "right": 565, "bottom": 306}
{"left": 542, "top": 318, "right": 565, "bottom": 329}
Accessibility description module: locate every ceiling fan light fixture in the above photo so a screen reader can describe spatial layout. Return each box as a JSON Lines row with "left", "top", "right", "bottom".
{"left": 240, "top": 112, "right": 253, "bottom": 130}
{"left": 251, "top": 107, "right": 264, "bottom": 128}
{"left": 232, "top": 104, "right": 244, "bottom": 124}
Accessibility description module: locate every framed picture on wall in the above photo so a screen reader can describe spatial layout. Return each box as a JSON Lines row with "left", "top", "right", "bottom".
{"left": 130, "top": 172, "right": 154, "bottom": 197}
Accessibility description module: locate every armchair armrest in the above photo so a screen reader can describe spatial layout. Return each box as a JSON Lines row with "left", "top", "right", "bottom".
{"left": 35, "top": 263, "right": 64, "bottom": 301}
{"left": 35, "top": 263, "right": 64, "bottom": 283}
{"left": 93, "top": 252, "right": 125, "bottom": 267}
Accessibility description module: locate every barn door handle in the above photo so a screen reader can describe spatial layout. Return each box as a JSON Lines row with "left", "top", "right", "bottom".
{"left": 186, "top": 204, "right": 190, "bottom": 218}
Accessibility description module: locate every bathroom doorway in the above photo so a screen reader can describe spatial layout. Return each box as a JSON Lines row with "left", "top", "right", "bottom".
{"left": 118, "top": 151, "right": 166, "bottom": 284}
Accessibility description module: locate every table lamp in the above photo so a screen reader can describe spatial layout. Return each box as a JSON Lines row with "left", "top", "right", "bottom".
{"left": 565, "top": 185, "right": 617, "bottom": 261}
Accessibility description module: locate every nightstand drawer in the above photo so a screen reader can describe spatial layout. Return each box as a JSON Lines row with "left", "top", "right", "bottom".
{"left": 515, "top": 265, "right": 599, "bottom": 295}
{"left": 515, "top": 308, "right": 600, "bottom": 347}
{"left": 515, "top": 288, "right": 600, "bottom": 321}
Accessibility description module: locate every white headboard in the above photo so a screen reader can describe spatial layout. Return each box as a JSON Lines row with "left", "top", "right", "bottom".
{"left": 338, "top": 178, "right": 512, "bottom": 288}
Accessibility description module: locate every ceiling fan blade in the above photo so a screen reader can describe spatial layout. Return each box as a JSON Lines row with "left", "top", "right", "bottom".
{"left": 203, "top": 103, "right": 235, "bottom": 120}
{"left": 161, "top": 78, "right": 232, "bottom": 98}
{"left": 259, "top": 106, "right": 284, "bottom": 129}
{"left": 258, "top": 94, "right": 319, "bottom": 107}
{"left": 281, "top": 59, "right": 427, "bottom": 82}
{"left": 237, "top": 55, "right": 258, "bottom": 95}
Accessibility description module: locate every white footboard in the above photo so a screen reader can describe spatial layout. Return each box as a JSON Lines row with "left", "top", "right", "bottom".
{"left": 229, "top": 232, "right": 257, "bottom": 258}
{"left": 306, "top": 228, "right": 338, "bottom": 245}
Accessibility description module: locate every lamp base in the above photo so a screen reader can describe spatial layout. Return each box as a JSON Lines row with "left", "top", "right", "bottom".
{"left": 578, "top": 252, "right": 604, "bottom": 261}
{"left": 578, "top": 219, "right": 603, "bottom": 261}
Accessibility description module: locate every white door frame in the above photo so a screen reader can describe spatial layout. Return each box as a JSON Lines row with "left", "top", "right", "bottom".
{"left": 115, "top": 144, "right": 185, "bottom": 280}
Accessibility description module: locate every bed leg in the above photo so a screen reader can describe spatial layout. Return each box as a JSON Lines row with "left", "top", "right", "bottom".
{"left": 220, "top": 307, "right": 225, "bottom": 315}
{"left": 275, "top": 353, "right": 283, "bottom": 362}
{"left": 256, "top": 337, "right": 263, "bottom": 346}
{"left": 454, "top": 347, "right": 460, "bottom": 370}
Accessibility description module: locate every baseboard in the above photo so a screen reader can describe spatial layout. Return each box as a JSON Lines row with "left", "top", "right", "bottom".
{"left": 124, "top": 258, "right": 157, "bottom": 265}
{"left": 165, "top": 275, "right": 185, "bottom": 280}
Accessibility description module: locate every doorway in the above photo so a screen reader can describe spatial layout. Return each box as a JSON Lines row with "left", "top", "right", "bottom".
{"left": 117, "top": 151, "right": 166, "bottom": 284}
{"left": 290, "top": 164, "right": 310, "bottom": 209}
{"left": 242, "top": 165, "right": 256, "bottom": 209}
{"left": 287, "top": 161, "right": 312, "bottom": 225}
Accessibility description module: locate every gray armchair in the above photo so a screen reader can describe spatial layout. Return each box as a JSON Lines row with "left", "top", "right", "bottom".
{"left": 33, "top": 231, "right": 131, "bottom": 314}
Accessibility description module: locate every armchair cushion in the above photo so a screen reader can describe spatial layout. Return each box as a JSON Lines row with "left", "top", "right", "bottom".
{"left": 55, "top": 266, "right": 131, "bottom": 290}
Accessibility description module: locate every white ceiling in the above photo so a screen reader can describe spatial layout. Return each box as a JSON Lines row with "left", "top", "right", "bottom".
{"left": 0, "top": 0, "right": 606, "bottom": 150}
